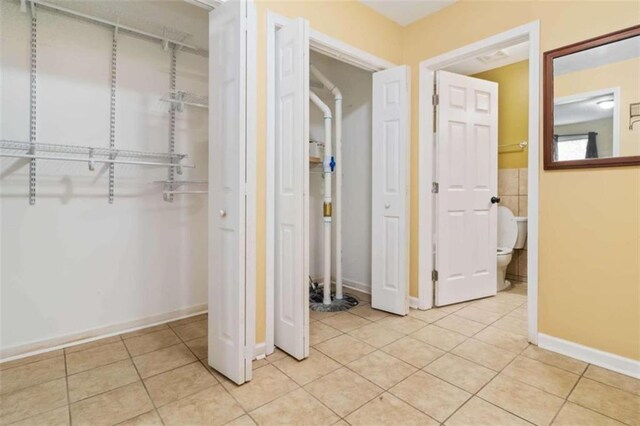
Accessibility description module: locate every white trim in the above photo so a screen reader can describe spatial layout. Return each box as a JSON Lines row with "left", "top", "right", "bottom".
{"left": 0, "top": 305, "right": 208, "bottom": 362}
{"left": 553, "top": 86, "right": 621, "bottom": 157}
{"left": 266, "top": 12, "right": 396, "bottom": 73}
{"left": 409, "top": 297, "right": 420, "bottom": 309}
{"left": 538, "top": 333, "right": 640, "bottom": 379}
{"left": 266, "top": 11, "right": 397, "bottom": 354}
{"left": 253, "top": 342, "right": 266, "bottom": 359}
{"left": 418, "top": 21, "right": 541, "bottom": 345}
{"left": 244, "top": 0, "right": 257, "bottom": 376}
{"left": 341, "top": 278, "right": 372, "bottom": 295}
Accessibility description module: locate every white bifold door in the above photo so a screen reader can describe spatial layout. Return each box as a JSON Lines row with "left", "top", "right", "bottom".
{"left": 371, "top": 66, "right": 411, "bottom": 316}
{"left": 273, "top": 18, "right": 310, "bottom": 360}
{"left": 270, "top": 23, "right": 411, "bottom": 359}
{"left": 208, "top": 0, "right": 254, "bottom": 385}
{"left": 434, "top": 70, "right": 498, "bottom": 306}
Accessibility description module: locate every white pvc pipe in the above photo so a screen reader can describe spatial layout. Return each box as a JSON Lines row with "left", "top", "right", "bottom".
{"left": 309, "top": 91, "right": 333, "bottom": 305}
{"left": 310, "top": 65, "right": 343, "bottom": 299}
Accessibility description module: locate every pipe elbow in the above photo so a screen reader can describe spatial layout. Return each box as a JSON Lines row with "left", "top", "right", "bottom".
{"left": 310, "top": 91, "right": 332, "bottom": 118}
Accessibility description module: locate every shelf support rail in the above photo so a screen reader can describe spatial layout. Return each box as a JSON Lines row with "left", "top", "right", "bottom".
{"left": 165, "top": 46, "right": 178, "bottom": 203}
{"left": 29, "top": 3, "right": 37, "bottom": 205}
{"left": 109, "top": 23, "right": 118, "bottom": 203}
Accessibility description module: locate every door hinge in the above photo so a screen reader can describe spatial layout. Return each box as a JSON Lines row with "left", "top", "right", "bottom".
{"left": 432, "top": 94, "right": 439, "bottom": 106}
{"left": 432, "top": 182, "right": 439, "bottom": 194}
{"left": 432, "top": 270, "right": 438, "bottom": 281}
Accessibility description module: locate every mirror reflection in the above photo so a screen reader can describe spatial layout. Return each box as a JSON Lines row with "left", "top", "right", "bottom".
{"left": 552, "top": 35, "right": 640, "bottom": 162}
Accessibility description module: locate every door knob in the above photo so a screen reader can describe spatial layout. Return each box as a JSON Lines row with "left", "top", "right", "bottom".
{"left": 491, "top": 196, "right": 501, "bottom": 204}
{"left": 385, "top": 203, "right": 390, "bottom": 209}
{"left": 219, "top": 210, "right": 226, "bottom": 217}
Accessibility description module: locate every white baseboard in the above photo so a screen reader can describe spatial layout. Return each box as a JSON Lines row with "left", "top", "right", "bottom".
{"left": 254, "top": 342, "right": 266, "bottom": 360}
{"left": 0, "top": 303, "right": 208, "bottom": 362}
{"left": 409, "top": 296, "right": 420, "bottom": 309}
{"left": 342, "top": 278, "right": 371, "bottom": 295}
{"left": 538, "top": 333, "right": 640, "bottom": 379}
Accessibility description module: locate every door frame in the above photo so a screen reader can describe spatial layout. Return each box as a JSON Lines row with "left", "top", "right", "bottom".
{"left": 418, "top": 21, "right": 541, "bottom": 344}
{"left": 266, "top": 11, "right": 398, "bottom": 355}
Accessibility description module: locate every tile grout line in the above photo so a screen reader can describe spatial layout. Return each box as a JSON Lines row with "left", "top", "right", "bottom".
{"left": 309, "top": 320, "right": 442, "bottom": 424}
{"left": 63, "top": 349, "right": 72, "bottom": 426}
{"left": 548, "top": 364, "right": 589, "bottom": 425}
{"left": 325, "top": 293, "right": 533, "bottom": 424}
{"left": 557, "top": 365, "right": 633, "bottom": 425}
{"left": 164, "top": 314, "right": 256, "bottom": 419}
{"left": 161, "top": 314, "right": 254, "bottom": 421}
{"left": 439, "top": 338, "right": 538, "bottom": 425}
{"left": 316, "top": 311, "right": 633, "bottom": 426}
{"left": 8, "top": 291, "right": 637, "bottom": 426}
{"left": 120, "top": 334, "right": 167, "bottom": 426}
{"left": 281, "top": 323, "right": 397, "bottom": 423}
{"left": 0, "top": 312, "right": 206, "bottom": 371}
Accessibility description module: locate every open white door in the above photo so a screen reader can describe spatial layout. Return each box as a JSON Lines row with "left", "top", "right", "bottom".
{"left": 434, "top": 70, "right": 498, "bottom": 306}
{"left": 273, "top": 18, "right": 309, "bottom": 360}
{"left": 208, "top": 0, "right": 253, "bottom": 385}
{"left": 371, "top": 66, "right": 411, "bottom": 316}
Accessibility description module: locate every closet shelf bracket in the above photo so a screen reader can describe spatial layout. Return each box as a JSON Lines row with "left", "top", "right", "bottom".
{"left": 161, "top": 90, "right": 209, "bottom": 111}
{"left": 152, "top": 180, "right": 208, "bottom": 200}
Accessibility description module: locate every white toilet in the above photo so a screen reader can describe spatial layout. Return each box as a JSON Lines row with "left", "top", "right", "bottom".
{"left": 497, "top": 206, "right": 528, "bottom": 291}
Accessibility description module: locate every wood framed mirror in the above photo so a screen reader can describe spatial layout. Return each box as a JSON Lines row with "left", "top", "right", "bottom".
{"left": 544, "top": 25, "right": 640, "bottom": 170}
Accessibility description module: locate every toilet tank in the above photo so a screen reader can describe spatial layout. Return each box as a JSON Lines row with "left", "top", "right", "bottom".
{"left": 514, "top": 217, "right": 528, "bottom": 249}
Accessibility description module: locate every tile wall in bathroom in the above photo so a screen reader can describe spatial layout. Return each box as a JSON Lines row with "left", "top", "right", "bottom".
{"left": 498, "top": 168, "right": 528, "bottom": 283}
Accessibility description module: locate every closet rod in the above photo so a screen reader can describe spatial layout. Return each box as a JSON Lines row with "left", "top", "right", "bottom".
{"left": 27, "top": 0, "right": 205, "bottom": 54}
{"left": 0, "top": 153, "right": 194, "bottom": 169}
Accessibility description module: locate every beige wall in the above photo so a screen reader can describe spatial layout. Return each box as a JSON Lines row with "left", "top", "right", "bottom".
{"left": 555, "top": 57, "right": 640, "bottom": 157}
{"left": 253, "top": 0, "right": 404, "bottom": 342}
{"left": 403, "top": 1, "right": 640, "bottom": 360}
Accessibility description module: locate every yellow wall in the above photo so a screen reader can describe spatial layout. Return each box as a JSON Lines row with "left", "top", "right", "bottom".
{"left": 555, "top": 57, "right": 640, "bottom": 157}
{"left": 403, "top": 1, "right": 640, "bottom": 360}
{"left": 473, "top": 61, "right": 529, "bottom": 169}
{"left": 253, "top": 0, "right": 404, "bottom": 342}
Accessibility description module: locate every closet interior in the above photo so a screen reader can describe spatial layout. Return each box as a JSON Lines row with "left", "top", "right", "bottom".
{"left": 0, "top": 0, "right": 210, "bottom": 354}
{"left": 308, "top": 51, "right": 374, "bottom": 308}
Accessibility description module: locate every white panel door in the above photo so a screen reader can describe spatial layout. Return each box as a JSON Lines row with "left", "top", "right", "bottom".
{"left": 435, "top": 70, "right": 498, "bottom": 306}
{"left": 208, "top": 0, "right": 251, "bottom": 385}
{"left": 274, "top": 18, "right": 309, "bottom": 360}
{"left": 371, "top": 66, "right": 410, "bottom": 316}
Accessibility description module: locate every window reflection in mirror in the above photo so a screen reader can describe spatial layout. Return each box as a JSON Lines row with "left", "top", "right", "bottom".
{"left": 551, "top": 34, "right": 639, "bottom": 163}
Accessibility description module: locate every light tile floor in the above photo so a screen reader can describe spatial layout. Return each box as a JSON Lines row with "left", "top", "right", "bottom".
{"left": 1, "top": 284, "right": 639, "bottom": 426}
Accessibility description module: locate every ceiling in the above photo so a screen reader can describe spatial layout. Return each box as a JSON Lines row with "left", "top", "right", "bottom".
{"left": 444, "top": 41, "right": 530, "bottom": 75}
{"left": 555, "top": 35, "right": 640, "bottom": 76}
{"left": 555, "top": 93, "right": 615, "bottom": 126}
{"left": 360, "top": 0, "right": 457, "bottom": 26}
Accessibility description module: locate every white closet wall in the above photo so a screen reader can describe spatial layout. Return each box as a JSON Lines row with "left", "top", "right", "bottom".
{"left": 309, "top": 52, "right": 373, "bottom": 293}
{"left": 0, "top": 2, "right": 208, "bottom": 355}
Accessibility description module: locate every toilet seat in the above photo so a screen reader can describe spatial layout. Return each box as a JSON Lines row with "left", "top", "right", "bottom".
{"left": 497, "top": 247, "right": 513, "bottom": 256}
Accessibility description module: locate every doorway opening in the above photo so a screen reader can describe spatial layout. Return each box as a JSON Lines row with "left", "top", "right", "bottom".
{"left": 418, "top": 22, "right": 540, "bottom": 344}
{"left": 307, "top": 51, "right": 373, "bottom": 312}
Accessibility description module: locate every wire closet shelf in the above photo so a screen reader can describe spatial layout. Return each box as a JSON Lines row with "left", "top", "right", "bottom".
{"left": 0, "top": 140, "right": 193, "bottom": 170}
